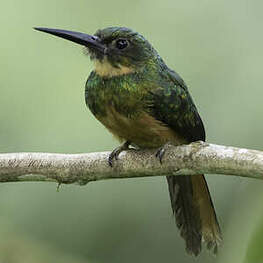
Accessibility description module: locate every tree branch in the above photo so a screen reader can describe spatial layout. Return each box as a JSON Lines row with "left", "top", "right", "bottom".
{"left": 0, "top": 141, "right": 262, "bottom": 185}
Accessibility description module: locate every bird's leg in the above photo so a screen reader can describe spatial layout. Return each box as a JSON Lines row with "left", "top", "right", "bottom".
{"left": 108, "top": 141, "right": 131, "bottom": 167}
{"left": 155, "top": 142, "right": 173, "bottom": 164}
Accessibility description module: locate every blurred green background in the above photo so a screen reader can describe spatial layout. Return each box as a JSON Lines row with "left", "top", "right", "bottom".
{"left": 0, "top": 0, "right": 263, "bottom": 262}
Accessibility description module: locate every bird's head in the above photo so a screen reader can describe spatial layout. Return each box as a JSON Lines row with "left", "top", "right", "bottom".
{"left": 34, "top": 26, "right": 156, "bottom": 77}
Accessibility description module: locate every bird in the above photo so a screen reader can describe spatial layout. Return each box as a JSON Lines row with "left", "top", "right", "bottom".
{"left": 34, "top": 26, "right": 222, "bottom": 256}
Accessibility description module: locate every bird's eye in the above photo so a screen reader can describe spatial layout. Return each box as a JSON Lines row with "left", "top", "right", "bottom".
{"left": 116, "top": 39, "right": 129, "bottom": 49}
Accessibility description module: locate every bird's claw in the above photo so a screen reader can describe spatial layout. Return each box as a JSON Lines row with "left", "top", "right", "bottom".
{"left": 155, "top": 147, "right": 166, "bottom": 164}
{"left": 108, "top": 141, "right": 130, "bottom": 167}
{"left": 155, "top": 142, "right": 172, "bottom": 164}
{"left": 108, "top": 148, "right": 121, "bottom": 167}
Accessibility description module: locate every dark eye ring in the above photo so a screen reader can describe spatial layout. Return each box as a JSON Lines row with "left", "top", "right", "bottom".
{"left": 116, "top": 39, "right": 129, "bottom": 50}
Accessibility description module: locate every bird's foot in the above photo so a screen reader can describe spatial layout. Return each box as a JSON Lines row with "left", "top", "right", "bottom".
{"left": 155, "top": 142, "right": 173, "bottom": 164}
{"left": 108, "top": 141, "right": 130, "bottom": 167}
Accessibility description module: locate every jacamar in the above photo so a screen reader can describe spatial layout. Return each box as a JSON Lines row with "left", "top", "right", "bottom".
{"left": 35, "top": 26, "right": 222, "bottom": 256}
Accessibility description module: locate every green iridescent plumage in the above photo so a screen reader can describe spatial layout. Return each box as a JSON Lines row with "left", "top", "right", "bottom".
{"left": 149, "top": 68, "right": 205, "bottom": 142}
{"left": 35, "top": 26, "right": 221, "bottom": 256}
{"left": 85, "top": 27, "right": 205, "bottom": 145}
{"left": 85, "top": 54, "right": 205, "bottom": 146}
{"left": 84, "top": 27, "right": 221, "bottom": 256}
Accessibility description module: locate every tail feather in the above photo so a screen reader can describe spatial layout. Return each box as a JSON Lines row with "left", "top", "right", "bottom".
{"left": 166, "top": 174, "right": 221, "bottom": 256}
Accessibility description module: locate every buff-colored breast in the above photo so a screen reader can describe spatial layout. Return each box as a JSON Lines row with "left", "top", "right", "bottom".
{"left": 96, "top": 106, "right": 186, "bottom": 148}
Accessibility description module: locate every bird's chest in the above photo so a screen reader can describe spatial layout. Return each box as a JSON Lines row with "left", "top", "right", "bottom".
{"left": 86, "top": 76, "right": 144, "bottom": 118}
{"left": 85, "top": 73, "right": 184, "bottom": 148}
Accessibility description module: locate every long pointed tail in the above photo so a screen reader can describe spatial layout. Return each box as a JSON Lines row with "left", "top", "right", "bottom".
{"left": 166, "top": 174, "right": 222, "bottom": 256}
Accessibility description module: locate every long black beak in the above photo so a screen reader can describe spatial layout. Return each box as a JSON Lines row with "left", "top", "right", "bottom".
{"left": 34, "top": 27, "right": 105, "bottom": 53}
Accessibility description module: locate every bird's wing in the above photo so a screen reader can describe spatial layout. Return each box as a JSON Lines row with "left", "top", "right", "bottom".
{"left": 147, "top": 69, "right": 221, "bottom": 255}
{"left": 148, "top": 68, "right": 205, "bottom": 142}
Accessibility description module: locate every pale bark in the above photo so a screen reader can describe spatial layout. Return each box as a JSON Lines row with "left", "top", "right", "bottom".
{"left": 0, "top": 142, "right": 262, "bottom": 184}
